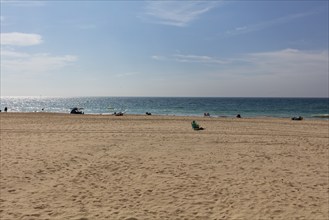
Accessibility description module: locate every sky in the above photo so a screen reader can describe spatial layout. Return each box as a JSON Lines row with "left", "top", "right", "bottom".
{"left": 0, "top": 0, "right": 328, "bottom": 97}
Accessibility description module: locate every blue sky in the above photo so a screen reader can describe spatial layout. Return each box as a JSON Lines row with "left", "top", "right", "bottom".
{"left": 1, "top": 0, "right": 328, "bottom": 97}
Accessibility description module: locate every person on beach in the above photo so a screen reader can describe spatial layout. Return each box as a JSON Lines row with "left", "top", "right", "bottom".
{"left": 191, "top": 120, "right": 204, "bottom": 130}
{"left": 4, "top": 107, "right": 8, "bottom": 112}
{"left": 291, "top": 116, "right": 303, "bottom": 120}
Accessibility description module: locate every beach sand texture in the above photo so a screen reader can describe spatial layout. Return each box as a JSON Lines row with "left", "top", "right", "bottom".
{"left": 0, "top": 113, "right": 328, "bottom": 220}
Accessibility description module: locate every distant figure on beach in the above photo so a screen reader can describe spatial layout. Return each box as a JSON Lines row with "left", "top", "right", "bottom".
{"left": 146, "top": 112, "right": 152, "bottom": 115}
{"left": 191, "top": 120, "right": 204, "bottom": 130}
{"left": 70, "top": 107, "right": 84, "bottom": 114}
{"left": 204, "top": 112, "right": 210, "bottom": 117}
{"left": 114, "top": 112, "right": 123, "bottom": 116}
{"left": 291, "top": 116, "right": 303, "bottom": 121}
{"left": 236, "top": 114, "right": 241, "bottom": 118}
{"left": 4, "top": 107, "right": 8, "bottom": 112}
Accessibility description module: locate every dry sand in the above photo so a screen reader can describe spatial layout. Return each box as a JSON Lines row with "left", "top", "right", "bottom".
{"left": 0, "top": 113, "right": 328, "bottom": 220}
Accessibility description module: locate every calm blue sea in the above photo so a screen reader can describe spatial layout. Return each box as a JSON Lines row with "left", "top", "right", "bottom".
{"left": 0, "top": 97, "right": 328, "bottom": 119}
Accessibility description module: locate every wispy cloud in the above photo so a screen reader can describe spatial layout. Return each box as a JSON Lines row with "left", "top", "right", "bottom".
{"left": 240, "top": 48, "right": 328, "bottom": 76}
{"left": 1, "top": 50, "right": 30, "bottom": 58}
{"left": 1, "top": 32, "right": 77, "bottom": 75}
{"left": 203, "top": 48, "right": 328, "bottom": 85}
{"left": 173, "top": 54, "right": 228, "bottom": 64}
{"left": 224, "top": 9, "right": 321, "bottom": 37}
{"left": 115, "top": 72, "right": 138, "bottom": 78}
{"left": 152, "top": 49, "right": 328, "bottom": 97}
{"left": 0, "top": 0, "right": 45, "bottom": 7}
{"left": 152, "top": 53, "right": 229, "bottom": 65}
{"left": 1, "top": 32, "right": 43, "bottom": 46}
{"left": 143, "top": 1, "right": 219, "bottom": 27}
{"left": 153, "top": 49, "right": 328, "bottom": 78}
{"left": 151, "top": 55, "right": 166, "bottom": 61}
{"left": 213, "top": 49, "right": 328, "bottom": 97}
{"left": 1, "top": 50, "right": 77, "bottom": 75}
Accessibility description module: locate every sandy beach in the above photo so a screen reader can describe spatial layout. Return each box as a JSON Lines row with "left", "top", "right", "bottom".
{"left": 0, "top": 113, "right": 328, "bottom": 220}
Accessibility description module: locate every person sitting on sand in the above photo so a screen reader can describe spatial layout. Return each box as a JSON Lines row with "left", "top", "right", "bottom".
{"left": 291, "top": 116, "right": 303, "bottom": 121}
{"left": 114, "top": 112, "right": 123, "bottom": 116}
{"left": 191, "top": 120, "right": 204, "bottom": 130}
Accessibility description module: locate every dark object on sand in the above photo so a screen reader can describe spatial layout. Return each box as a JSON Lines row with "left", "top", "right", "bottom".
{"left": 204, "top": 112, "right": 210, "bottom": 117}
{"left": 291, "top": 116, "right": 303, "bottom": 121}
{"left": 191, "top": 120, "right": 204, "bottom": 130}
{"left": 70, "top": 107, "right": 84, "bottom": 114}
{"left": 4, "top": 107, "right": 8, "bottom": 112}
{"left": 146, "top": 112, "right": 152, "bottom": 115}
{"left": 236, "top": 114, "right": 241, "bottom": 118}
{"left": 114, "top": 112, "right": 124, "bottom": 116}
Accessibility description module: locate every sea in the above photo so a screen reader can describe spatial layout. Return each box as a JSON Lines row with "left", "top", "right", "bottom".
{"left": 0, "top": 97, "right": 328, "bottom": 119}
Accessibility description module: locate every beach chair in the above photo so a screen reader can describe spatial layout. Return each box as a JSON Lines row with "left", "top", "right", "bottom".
{"left": 191, "top": 121, "right": 204, "bottom": 130}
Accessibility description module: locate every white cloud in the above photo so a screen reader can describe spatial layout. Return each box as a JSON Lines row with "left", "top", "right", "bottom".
{"left": 152, "top": 53, "right": 229, "bottom": 64}
{"left": 224, "top": 9, "right": 320, "bottom": 37}
{"left": 151, "top": 55, "right": 166, "bottom": 61}
{"left": 143, "top": 1, "right": 219, "bottom": 27}
{"left": 209, "top": 49, "right": 328, "bottom": 97}
{"left": 1, "top": 50, "right": 77, "bottom": 75}
{"left": 0, "top": 0, "right": 45, "bottom": 7}
{"left": 173, "top": 54, "right": 229, "bottom": 64}
{"left": 153, "top": 49, "right": 328, "bottom": 78}
{"left": 1, "top": 32, "right": 78, "bottom": 76}
{"left": 240, "top": 48, "right": 328, "bottom": 76}
{"left": 115, "top": 72, "right": 139, "bottom": 78}
{"left": 1, "top": 32, "right": 43, "bottom": 46}
{"left": 1, "top": 50, "right": 30, "bottom": 58}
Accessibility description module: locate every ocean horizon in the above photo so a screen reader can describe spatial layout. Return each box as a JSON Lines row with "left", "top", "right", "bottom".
{"left": 1, "top": 96, "right": 328, "bottom": 119}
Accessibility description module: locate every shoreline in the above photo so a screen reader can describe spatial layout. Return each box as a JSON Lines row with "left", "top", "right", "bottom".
{"left": 1, "top": 111, "right": 328, "bottom": 121}
{"left": 1, "top": 97, "right": 328, "bottom": 120}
